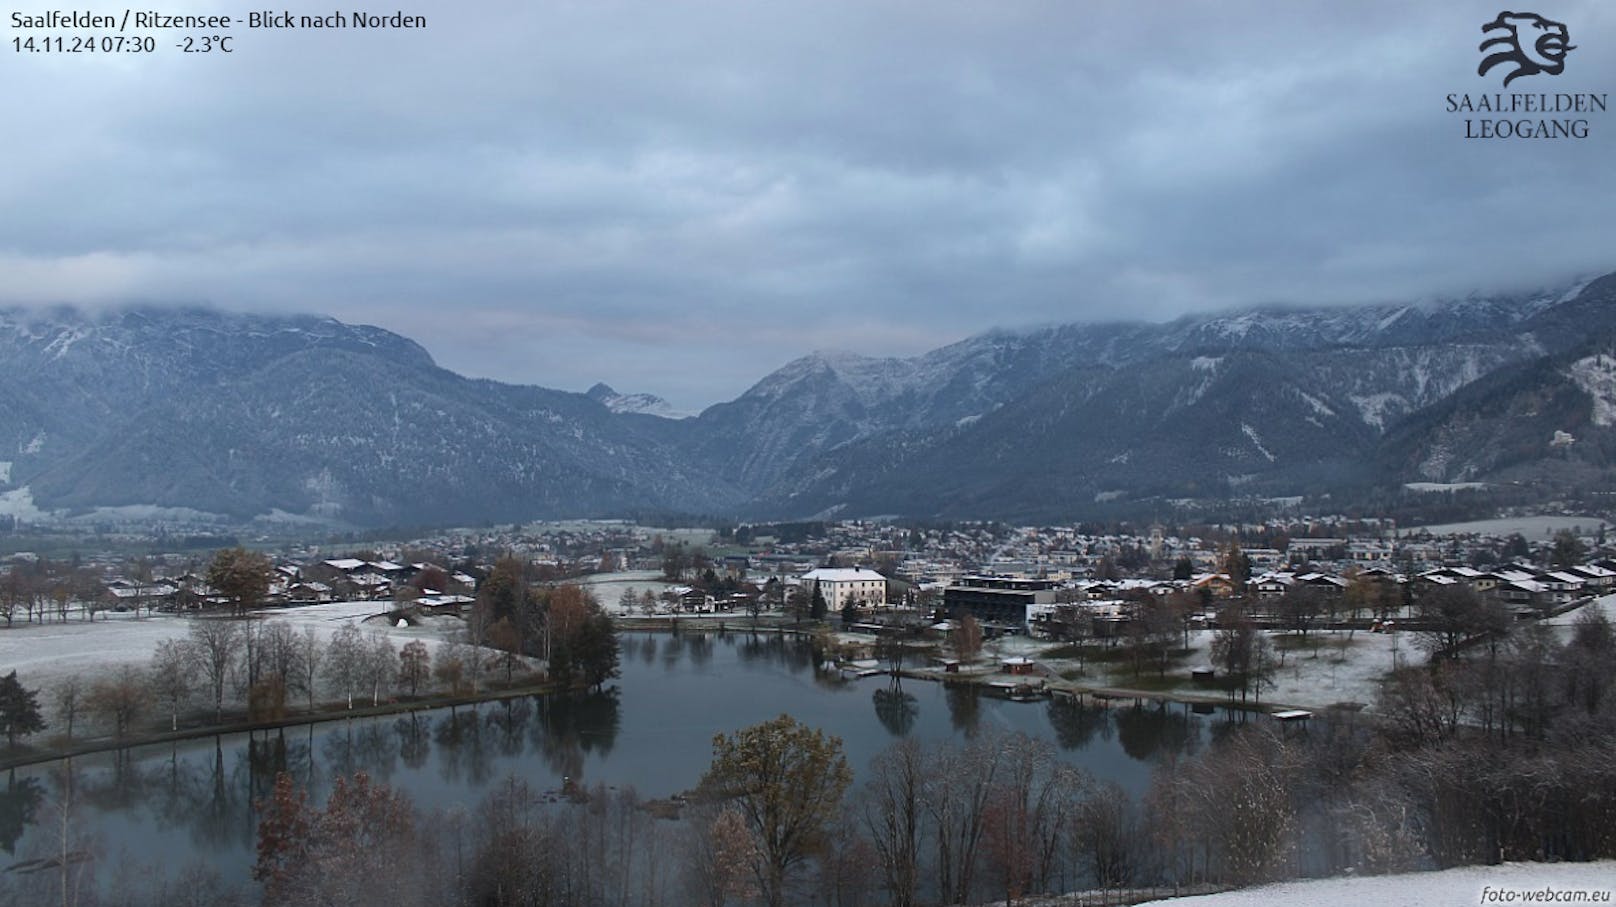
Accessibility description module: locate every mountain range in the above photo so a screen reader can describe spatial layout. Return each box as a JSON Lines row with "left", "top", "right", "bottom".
{"left": 3, "top": 272, "right": 1615, "bottom": 528}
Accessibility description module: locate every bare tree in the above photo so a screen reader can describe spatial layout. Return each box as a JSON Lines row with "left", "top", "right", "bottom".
{"left": 87, "top": 665, "right": 147, "bottom": 739}
{"left": 150, "top": 638, "right": 194, "bottom": 731}
{"left": 187, "top": 618, "right": 243, "bottom": 723}
{"left": 1378, "top": 664, "right": 1464, "bottom": 747}
{"left": 398, "top": 641, "right": 432, "bottom": 697}
{"left": 250, "top": 621, "right": 305, "bottom": 719}
{"left": 923, "top": 733, "right": 1006, "bottom": 904}
{"left": 1277, "top": 587, "right": 1324, "bottom": 646}
{"left": 434, "top": 647, "right": 467, "bottom": 695}
{"left": 683, "top": 802, "right": 762, "bottom": 907}
{"left": 951, "top": 613, "right": 984, "bottom": 663}
{"left": 0, "top": 569, "right": 24, "bottom": 628}
{"left": 1211, "top": 609, "right": 1275, "bottom": 704}
{"left": 1074, "top": 780, "right": 1141, "bottom": 890}
{"left": 324, "top": 624, "right": 366, "bottom": 710}
{"left": 364, "top": 631, "right": 398, "bottom": 707}
{"left": 1178, "top": 729, "right": 1298, "bottom": 885}
{"left": 51, "top": 676, "right": 83, "bottom": 739}
{"left": 460, "top": 636, "right": 488, "bottom": 695}
{"left": 299, "top": 626, "right": 325, "bottom": 712}
{"left": 861, "top": 739, "right": 925, "bottom": 907}
{"left": 981, "top": 735, "right": 1078, "bottom": 905}
{"left": 1414, "top": 584, "right": 1488, "bottom": 660}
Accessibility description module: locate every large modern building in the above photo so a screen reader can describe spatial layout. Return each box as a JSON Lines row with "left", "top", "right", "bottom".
{"left": 943, "top": 576, "right": 1058, "bottom": 630}
{"left": 800, "top": 567, "right": 889, "bottom": 608}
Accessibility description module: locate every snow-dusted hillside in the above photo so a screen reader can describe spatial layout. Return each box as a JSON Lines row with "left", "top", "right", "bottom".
{"left": 3, "top": 270, "right": 1613, "bottom": 526}
{"left": 0, "top": 308, "right": 739, "bottom": 525}
{"left": 700, "top": 274, "right": 1605, "bottom": 515}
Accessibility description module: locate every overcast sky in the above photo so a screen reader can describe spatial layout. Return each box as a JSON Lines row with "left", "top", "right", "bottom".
{"left": 2, "top": 1, "right": 1613, "bottom": 410}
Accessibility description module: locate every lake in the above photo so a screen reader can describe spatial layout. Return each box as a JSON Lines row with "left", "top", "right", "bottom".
{"left": 0, "top": 630, "right": 1230, "bottom": 890}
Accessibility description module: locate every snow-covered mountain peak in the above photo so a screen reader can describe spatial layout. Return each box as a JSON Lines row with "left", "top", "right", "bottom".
{"left": 585, "top": 383, "right": 690, "bottom": 419}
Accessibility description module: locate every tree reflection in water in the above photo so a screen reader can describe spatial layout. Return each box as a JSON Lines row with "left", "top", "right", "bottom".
{"left": 0, "top": 771, "right": 43, "bottom": 855}
{"left": 353, "top": 722, "right": 401, "bottom": 781}
{"left": 661, "top": 634, "right": 684, "bottom": 669}
{"left": 397, "top": 713, "right": 431, "bottom": 770}
{"left": 944, "top": 682, "right": 980, "bottom": 737}
{"left": 872, "top": 682, "right": 919, "bottom": 738}
{"left": 133, "top": 737, "right": 253, "bottom": 854}
{"left": 435, "top": 706, "right": 493, "bottom": 786}
{"left": 488, "top": 697, "right": 531, "bottom": 758}
{"left": 734, "top": 632, "right": 816, "bottom": 674}
{"left": 1113, "top": 704, "right": 1200, "bottom": 762}
{"left": 686, "top": 632, "right": 714, "bottom": 667}
{"left": 530, "top": 689, "right": 621, "bottom": 784}
{"left": 1045, "top": 698, "right": 1111, "bottom": 750}
{"left": 246, "top": 729, "right": 316, "bottom": 803}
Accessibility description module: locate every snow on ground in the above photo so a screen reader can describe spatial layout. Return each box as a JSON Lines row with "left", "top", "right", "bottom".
{"left": 1402, "top": 515, "right": 1608, "bottom": 538}
{"left": 1257, "top": 628, "right": 1410, "bottom": 709}
{"left": 1543, "top": 594, "right": 1616, "bottom": 651}
{"left": 1545, "top": 594, "right": 1616, "bottom": 628}
{"left": 1404, "top": 481, "right": 1489, "bottom": 493}
{"left": 0, "top": 486, "right": 49, "bottom": 521}
{"left": 0, "top": 599, "right": 474, "bottom": 707}
{"left": 963, "top": 625, "right": 1426, "bottom": 710}
{"left": 571, "top": 570, "right": 683, "bottom": 614}
{"left": 1567, "top": 353, "right": 1616, "bottom": 426}
{"left": 1134, "top": 860, "right": 1616, "bottom": 907}
{"left": 1004, "top": 627, "right": 1408, "bottom": 711}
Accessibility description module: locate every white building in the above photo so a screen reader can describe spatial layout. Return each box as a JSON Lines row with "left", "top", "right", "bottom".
{"left": 801, "top": 567, "right": 888, "bottom": 608}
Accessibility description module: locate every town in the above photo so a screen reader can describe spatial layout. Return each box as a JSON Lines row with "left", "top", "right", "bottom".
{"left": 3, "top": 512, "right": 1609, "bottom": 713}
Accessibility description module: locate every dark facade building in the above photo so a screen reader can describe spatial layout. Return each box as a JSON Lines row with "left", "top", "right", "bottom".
{"left": 943, "top": 576, "right": 1058, "bottom": 630}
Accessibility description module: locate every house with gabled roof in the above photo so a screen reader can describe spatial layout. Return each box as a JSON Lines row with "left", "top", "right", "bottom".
{"left": 801, "top": 567, "right": 888, "bottom": 608}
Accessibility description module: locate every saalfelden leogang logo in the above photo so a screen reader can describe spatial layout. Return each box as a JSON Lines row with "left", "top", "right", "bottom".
{"left": 1446, "top": 10, "right": 1606, "bottom": 138}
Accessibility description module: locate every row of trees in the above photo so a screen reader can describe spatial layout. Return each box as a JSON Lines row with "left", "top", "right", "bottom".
{"left": 227, "top": 719, "right": 1179, "bottom": 907}
{"left": 0, "top": 546, "right": 277, "bottom": 627}
{"left": 23, "top": 619, "right": 527, "bottom": 746}
{"left": 0, "top": 557, "right": 114, "bottom": 626}
{"left": 6, "top": 560, "right": 624, "bottom": 748}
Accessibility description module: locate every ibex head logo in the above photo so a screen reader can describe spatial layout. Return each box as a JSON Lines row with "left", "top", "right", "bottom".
{"left": 1479, "top": 11, "right": 1575, "bottom": 86}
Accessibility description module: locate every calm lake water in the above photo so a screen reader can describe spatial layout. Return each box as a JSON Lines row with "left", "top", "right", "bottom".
{"left": 0, "top": 631, "right": 1231, "bottom": 888}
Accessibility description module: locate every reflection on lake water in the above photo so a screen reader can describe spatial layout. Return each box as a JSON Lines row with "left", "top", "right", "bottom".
{"left": 3, "top": 630, "right": 1238, "bottom": 887}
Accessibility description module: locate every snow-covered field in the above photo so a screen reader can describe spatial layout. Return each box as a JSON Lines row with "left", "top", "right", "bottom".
{"left": 1256, "top": 628, "right": 1413, "bottom": 709}
{"left": 1021, "top": 595, "right": 1615, "bottom": 711}
{"left": 0, "top": 599, "right": 470, "bottom": 703}
{"left": 1402, "top": 515, "right": 1608, "bottom": 538}
{"left": 1135, "top": 861, "right": 1616, "bottom": 907}
{"left": 571, "top": 570, "right": 684, "bottom": 613}
{"left": 1403, "top": 481, "right": 1489, "bottom": 493}
{"left": 992, "top": 626, "right": 1410, "bottom": 711}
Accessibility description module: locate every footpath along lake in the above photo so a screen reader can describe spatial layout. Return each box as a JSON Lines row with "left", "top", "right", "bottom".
{"left": 0, "top": 631, "right": 1239, "bottom": 886}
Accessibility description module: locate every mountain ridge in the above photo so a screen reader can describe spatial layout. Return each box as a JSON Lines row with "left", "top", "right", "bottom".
{"left": 2, "top": 272, "right": 1611, "bottom": 527}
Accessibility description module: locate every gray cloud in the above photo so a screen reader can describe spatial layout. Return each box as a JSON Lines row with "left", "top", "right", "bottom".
{"left": 2, "top": 0, "right": 1613, "bottom": 410}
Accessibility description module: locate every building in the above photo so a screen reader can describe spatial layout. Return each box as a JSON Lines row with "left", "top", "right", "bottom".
{"left": 943, "top": 576, "right": 1058, "bottom": 630}
{"left": 800, "top": 567, "right": 888, "bottom": 609}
